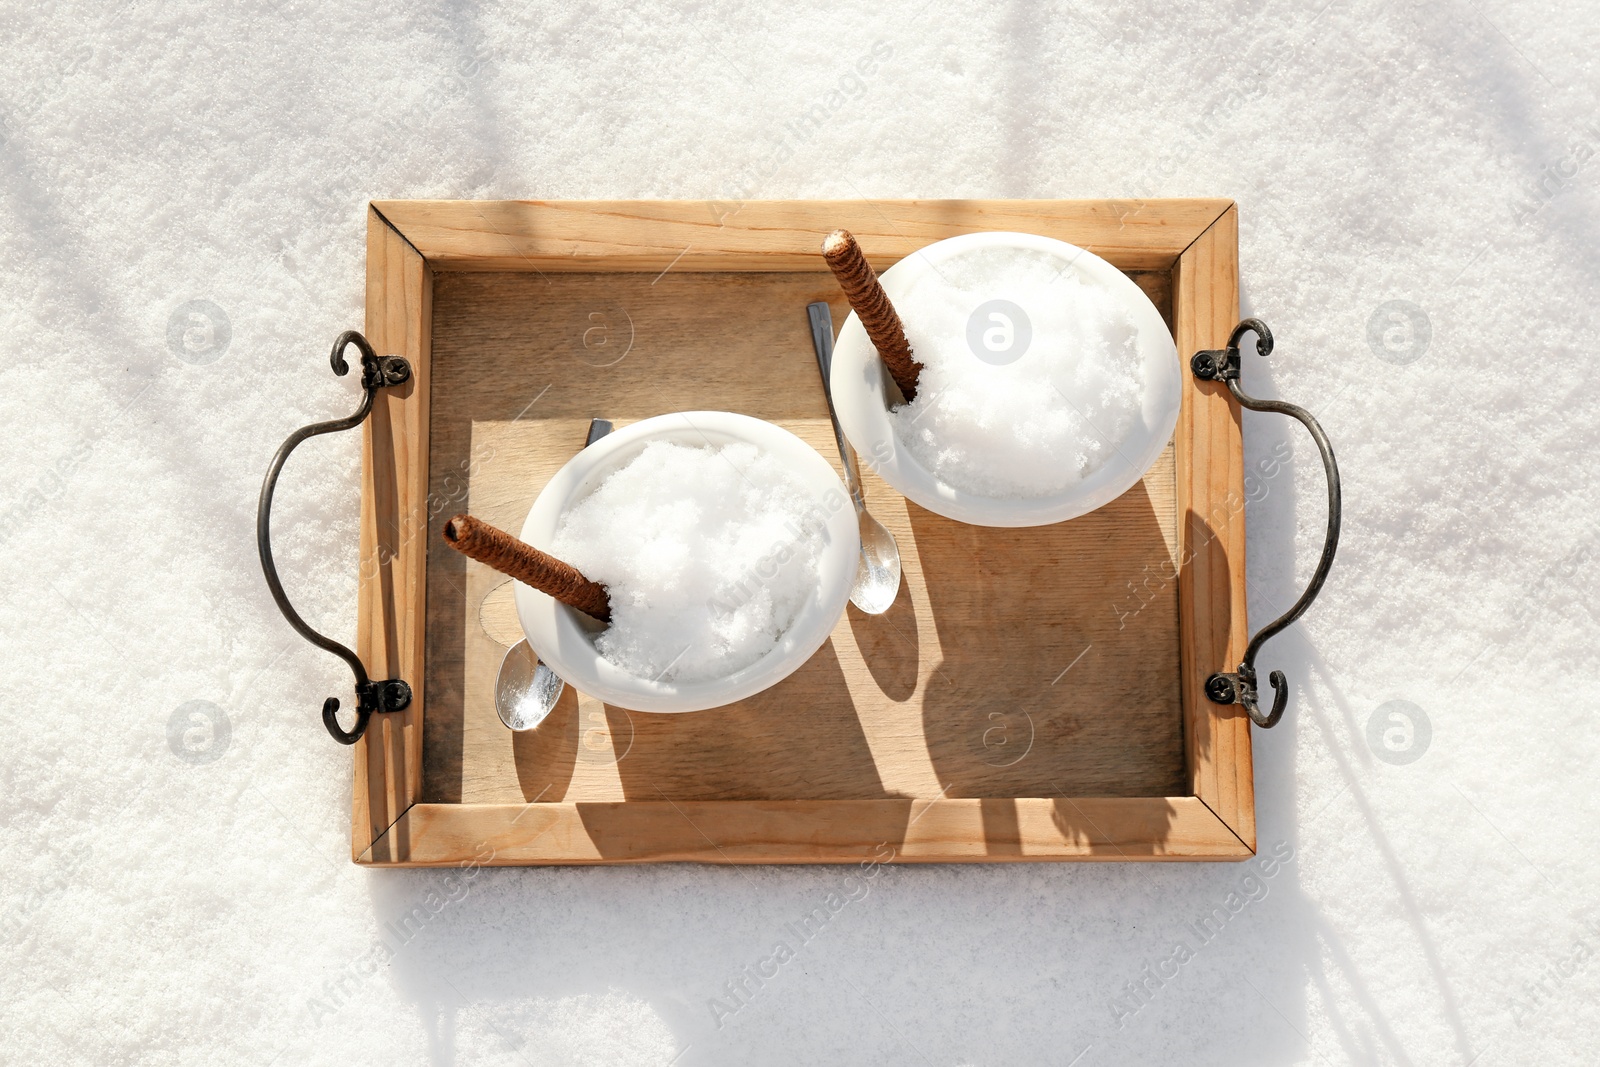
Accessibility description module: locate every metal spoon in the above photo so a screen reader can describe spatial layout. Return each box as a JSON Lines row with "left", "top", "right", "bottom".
{"left": 494, "top": 417, "right": 614, "bottom": 731}
{"left": 807, "top": 302, "right": 903, "bottom": 615}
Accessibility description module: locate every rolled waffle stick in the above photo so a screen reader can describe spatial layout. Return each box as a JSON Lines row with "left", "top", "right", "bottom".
{"left": 821, "top": 228, "right": 923, "bottom": 400}
{"left": 443, "top": 513, "right": 611, "bottom": 622}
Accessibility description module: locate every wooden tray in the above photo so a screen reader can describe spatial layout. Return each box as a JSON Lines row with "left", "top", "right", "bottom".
{"left": 353, "top": 199, "right": 1251, "bottom": 866}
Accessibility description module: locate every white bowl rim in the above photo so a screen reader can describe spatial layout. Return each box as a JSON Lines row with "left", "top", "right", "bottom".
{"left": 828, "top": 230, "right": 1182, "bottom": 528}
{"left": 514, "top": 410, "right": 859, "bottom": 714}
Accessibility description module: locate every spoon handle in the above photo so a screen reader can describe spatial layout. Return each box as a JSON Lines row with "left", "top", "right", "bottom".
{"left": 807, "top": 302, "right": 867, "bottom": 510}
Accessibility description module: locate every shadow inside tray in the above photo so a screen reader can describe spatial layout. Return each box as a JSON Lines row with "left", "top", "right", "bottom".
{"left": 421, "top": 507, "right": 470, "bottom": 804}
{"left": 574, "top": 798, "right": 914, "bottom": 864}
{"left": 604, "top": 638, "right": 892, "bottom": 802}
{"left": 911, "top": 475, "right": 1190, "bottom": 803}
{"left": 509, "top": 683, "right": 582, "bottom": 802}
{"left": 845, "top": 577, "right": 920, "bottom": 702}
{"left": 1181, "top": 504, "right": 1236, "bottom": 774}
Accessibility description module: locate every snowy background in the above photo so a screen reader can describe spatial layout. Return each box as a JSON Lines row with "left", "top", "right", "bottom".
{"left": 4, "top": 0, "right": 1599, "bottom": 1063}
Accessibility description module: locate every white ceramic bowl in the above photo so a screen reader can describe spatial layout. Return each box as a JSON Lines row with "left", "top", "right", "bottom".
{"left": 514, "top": 411, "right": 859, "bottom": 714}
{"left": 829, "top": 231, "right": 1182, "bottom": 527}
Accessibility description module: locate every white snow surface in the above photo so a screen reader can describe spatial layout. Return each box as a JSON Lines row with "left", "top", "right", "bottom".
{"left": 551, "top": 440, "right": 826, "bottom": 683}
{"left": 4, "top": 2, "right": 1600, "bottom": 1064}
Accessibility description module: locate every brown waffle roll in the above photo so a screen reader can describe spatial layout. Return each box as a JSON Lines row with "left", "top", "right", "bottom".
{"left": 443, "top": 513, "right": 611, "bottom": 622}
{"left": 821, "top": 228, "right": 923, "bottom": 400}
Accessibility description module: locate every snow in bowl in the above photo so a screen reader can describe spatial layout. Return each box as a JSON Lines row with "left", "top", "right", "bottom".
{"left": 515, "top": 411, "right": 859, "bottom": 714}
{"left": 828, "top": 231, "right": 1182, "bottom": 527}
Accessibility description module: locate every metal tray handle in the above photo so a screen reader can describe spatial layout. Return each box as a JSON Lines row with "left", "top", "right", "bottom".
{"left": 1191, "top": 318, "right": 1341, "bottom": 728}
{"left": 256, "top": 331, "right": 413, "bottom": 744}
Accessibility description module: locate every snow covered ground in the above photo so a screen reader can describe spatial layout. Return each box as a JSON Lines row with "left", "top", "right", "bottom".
{"left": 3, "top": 1, "right": 1599, "bottom": 1063}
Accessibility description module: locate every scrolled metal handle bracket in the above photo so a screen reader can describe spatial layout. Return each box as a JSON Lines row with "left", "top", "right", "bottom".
{"left": 1190, "top": 318, "right": 1341, "bottom": 728}
{"left": 257, "top": 331, "right": 414, "bottom": 744}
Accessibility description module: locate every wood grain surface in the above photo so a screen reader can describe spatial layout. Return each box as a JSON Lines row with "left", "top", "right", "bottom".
{"left": 373, "top": 199, "right": 1232, "bottom": 274}
{"left": 1174, "top": 205, "right": 1254, "bottom": 849}
{"left": 355, "top": 209, "right": 431, "bottom": 861}
{"left": 364, "top": 797, "right": 1252, "bottom": 866}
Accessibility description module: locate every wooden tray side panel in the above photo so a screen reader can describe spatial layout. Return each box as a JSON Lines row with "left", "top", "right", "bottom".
{"left": 355, "top": 209, "right": 432, "bottom": 860}
{"left": 372, "top": 199, "right": 1234, "bottom": 274}
{"left": 1174, "top": 206, "right": 1254, "bottom": 850}
{"left": 370, "top": 797, "right": 1252, "bottom": 867}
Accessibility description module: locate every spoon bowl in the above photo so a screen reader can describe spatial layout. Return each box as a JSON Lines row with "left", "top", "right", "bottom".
{"left": 495, "top": 639, "right": 564, "bottom": 731}
{"left": 852, "top": 510, "right": 902, "bottom": 614}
